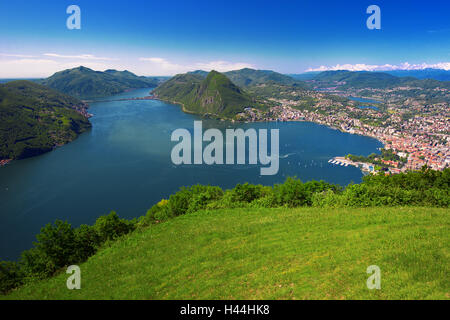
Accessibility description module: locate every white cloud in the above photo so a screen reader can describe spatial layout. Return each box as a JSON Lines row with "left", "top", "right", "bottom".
{"left": 194, "top": 60, "right": 255, "bottom": 72}
{"left": 43, "top": 53, "right": 118, "bottom": 61}
{"left": 0, "top": 53, "right": 36, "bottom": 58}
{"left": 138, "top": 57, "right": 255, "bottom": 75}
{"left": 306, "top": 62, "right": 450, "bottom": 72}
{"left": 0, "top": 58, "right": 114, "bottom": 78}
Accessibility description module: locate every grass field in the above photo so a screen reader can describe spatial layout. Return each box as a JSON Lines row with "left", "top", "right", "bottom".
{"left": 3, "top": 207, "right": 449, "bottom": 300}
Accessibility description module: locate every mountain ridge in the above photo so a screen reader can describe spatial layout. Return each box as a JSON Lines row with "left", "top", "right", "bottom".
{"left": 39, "top": 66, "right": 162, "bottom": 99}
{"left": 153, "top": 70, "right": 256, "bottom": 118}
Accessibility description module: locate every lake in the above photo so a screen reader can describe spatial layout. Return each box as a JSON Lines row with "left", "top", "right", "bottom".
{"left": 348, "top": 96, "right": 381, "bottom": 111}
{"left": 0, "top": 88, "right": 383, "bottom": 260}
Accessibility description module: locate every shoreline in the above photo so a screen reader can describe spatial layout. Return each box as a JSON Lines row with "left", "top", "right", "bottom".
{"left": 152, "top": 96, "right": 387, "bottom": 175}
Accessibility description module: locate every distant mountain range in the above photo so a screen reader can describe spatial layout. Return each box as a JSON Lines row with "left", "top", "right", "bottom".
{"left": 189, "top": 68, "right": 306, "bottom": 88}
{"left": 289, "top": 69, "right": 450, "bottom": 82}
{"left": 153, "top": 70, "right": 255, "bottom": 118}
{"left": 383, "top": 68, "right": 450, "bottom": 81}
{"left": 0, "top": 81, "right": 91, "bottom": 160}
{"left": 1, "top": 66, "right": 449, "bottom": 161}
{"left": 153, "top": 68, "right": 450, "bottom": 118}
{"left": 309, "top": 70, "right": 450, "bottom": 89}
{"left": 39, "top": 66, "right": 164, "bottom": 99}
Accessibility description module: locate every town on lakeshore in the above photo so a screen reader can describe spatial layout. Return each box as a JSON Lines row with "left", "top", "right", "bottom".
{"left": 233, "top": 81, "right": 449, "bottom": 175}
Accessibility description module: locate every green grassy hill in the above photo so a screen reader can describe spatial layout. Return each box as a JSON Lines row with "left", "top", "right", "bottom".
{"left": 0, "top": 80, "right": 91, "bottom": 160}
{"left": 4, "top": 206, "right": 448, "bottom": 300}
{"left": 40, "top": 66, "right": 160, "bottom": 99}
{"left": 153, "top": 70, "right": 256, "bottom": 118}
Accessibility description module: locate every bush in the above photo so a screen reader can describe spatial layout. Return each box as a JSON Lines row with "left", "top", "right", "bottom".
{"left": 0, "top": 261, "right": 23, "bottom": 294}
{"left": 19, "top": 220, "right": 79, "bottom": 279}
{"left": 250, "top": 194, "right": 277, "bottom": 208}
{"left": 18, "top": 213, "right": 135, "bottom": 281}
{"left": 93, "top": 211, "right": 135, "bottom": 243}
{"left": 74, "top": 224, "right": 101, "bottom": 261}
{"left": 311, "top": 190, "right": 344, "bottom": 208}
{"left": 187, "top": 185, "right": 224, "bottom": 214}
{"left": 273, "top": 177, "right": 308, "bottom": 207}
{"left": 167, "top": 187, "right": 192, "bottom": 217}
{"left": 303, "top": 180, "right": 341, "bottom": 206}
{"left": 20, "top": 247, "right": 56, "bottom": 279}
{"left": 230, "top": 183, "right": 264, "bottom": 203}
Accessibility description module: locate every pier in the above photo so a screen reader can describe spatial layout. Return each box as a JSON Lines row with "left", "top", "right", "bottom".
{"left": 328, "top": 156, "right": 375, "bottom": 172}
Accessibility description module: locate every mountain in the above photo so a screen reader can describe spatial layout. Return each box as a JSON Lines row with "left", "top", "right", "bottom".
{"left": 288, "top": 72, "right": 321, "bottom": 80}
{"left": 40, "top": 66, "right": 161, "bottom": 99}
{"left": 190, "top": 68, "right": 307, "bottom": 88}
{"left": 188, "top": 70, "right": 209, "bottom": 78}
{"left": 0, "top": 80, "right": 91, "bottom": 160}
{"left": 224, "top": 68, "right": 305, "bottom": 87}
{"left": 153, "top": 70, "right": 255, "bottom": 118}
{"left": 312, "top": 70, "right": 450, "bottom": 89}
{"left": 384, "top": 69, "right": 450, "bottom": 81}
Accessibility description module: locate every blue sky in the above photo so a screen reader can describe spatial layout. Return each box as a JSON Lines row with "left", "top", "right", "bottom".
{"left": 0, "top": 0, "right": 449, "bottom": 77}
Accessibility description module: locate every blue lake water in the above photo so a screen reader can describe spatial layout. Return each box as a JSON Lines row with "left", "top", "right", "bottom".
{"left": 348, "top": 96, "right": 381, "bottom": 111}
{"left": 348, "top": 96, "right": 382, "bottom": 104}
{"left": 0, "top": 88, "right": 383, "bottom": 260}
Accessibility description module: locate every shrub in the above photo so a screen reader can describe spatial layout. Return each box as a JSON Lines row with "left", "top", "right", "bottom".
{"left": 303, "top": 180, "right": 341, "bottom": 206}
{"left": 311, "top": 190, "right": 344, "bottom": 208}
{"left": 74, "top": 224, "right": 101, "bottom": 261}
{"left": 187, "top": 185, "right": 224, "bottom": 214}
{"left": 167, "top": 187, "right": 192, "bottom": 217}
{"left": 250, "top": 194, "right": 277, "bottom": 208}
{"left": 273, "top": 177, "right": 308, "bottom": 207}
{"left": 93, "top": 211, "right": 135, "bottom": 243}
{"left": 230, "top": 183, "right": 264, "bottom": 203}
{"left": 18, "top": 220, "right": 80, "bottom": 278}
{"left": 20, "top": 247, "right": 56, "bottom": 279}
{"left": 0, "top": 261, "right": 23, "bottom": 294}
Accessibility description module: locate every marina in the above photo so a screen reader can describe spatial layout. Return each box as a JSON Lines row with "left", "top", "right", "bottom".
{"left": 328, "top": 156, "right": 374, "bottom": 172}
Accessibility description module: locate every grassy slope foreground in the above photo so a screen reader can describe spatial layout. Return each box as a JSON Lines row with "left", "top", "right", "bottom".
{"left": 5, "top": 206, "right": 448, "bottom": 300}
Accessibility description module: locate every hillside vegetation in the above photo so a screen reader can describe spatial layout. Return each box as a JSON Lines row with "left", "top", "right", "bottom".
{"left": 40, "top": 67, "right": 161, "bottom": 99}
{"left": 153, "top": 70, "right": 257, "bottom": 118}
{"left": 0, "top": 80, "right": 91, "bottom": 160}
{"left": 1, "top": 169, "right": 448, "bottom": 299}
{"left": 3, "top": 206, "right": 448, "bottom": 300}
